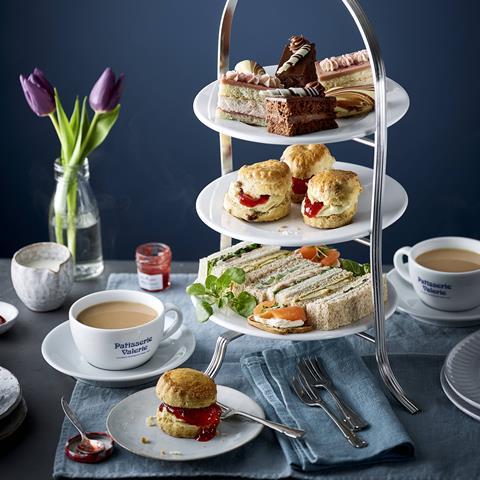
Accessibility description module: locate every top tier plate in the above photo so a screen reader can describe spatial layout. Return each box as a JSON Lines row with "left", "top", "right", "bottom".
{"left": 193, "top": 66, "right": 409, "bottom": 145}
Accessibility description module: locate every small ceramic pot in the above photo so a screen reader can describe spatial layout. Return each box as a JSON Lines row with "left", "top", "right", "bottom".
{"left": 11, "top": 242, "right": 74, "bottom": 312}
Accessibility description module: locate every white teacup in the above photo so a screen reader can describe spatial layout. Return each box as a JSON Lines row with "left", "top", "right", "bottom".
{"left": 69, "top": 290, "right": 183, "bottom": 370}
{"left": 393, "top": 237, "right": 480, "bottom": 312}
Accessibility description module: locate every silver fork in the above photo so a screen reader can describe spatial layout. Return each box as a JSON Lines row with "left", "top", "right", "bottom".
{"left": 291, "top": 373, "right": 368, "bottom": 449}
{"left": 217, "top": 401, "right": 305, "bottom": 439}
{"left": 299, "top": 356, "right": 368, "bottom": 431}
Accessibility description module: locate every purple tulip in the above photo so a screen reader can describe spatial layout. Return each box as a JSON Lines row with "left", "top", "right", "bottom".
{"left": 19, "top": 68, "right": 55, "bottom": 117}
{"left": 89, "top": 68, "right": 125, "bottom": 113}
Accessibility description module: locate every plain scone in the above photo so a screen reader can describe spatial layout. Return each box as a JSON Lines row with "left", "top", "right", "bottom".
{"left": 156, "top": 368, "right": 217, "bottom": 439}
{"left": 302, "top": 170, "right": 362, "bottom": 229}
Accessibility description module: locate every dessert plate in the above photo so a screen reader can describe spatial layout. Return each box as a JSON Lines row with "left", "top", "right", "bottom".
{"left": 193, "top": 65, "right": 409, "bottom": 145}
{"left": 107, "top": 385, "right": 264, "bottom": 461}
{"left": 193, "top": 280, "right": 397, "bottom": 341}
{"left": 196, "top": 161, "right": 407, "bottom": 247}
{"left": 387, "top": 269, "right": 480, "bottom": 327}
{"left": 440, "top": 365, "right": 480, "bottom": 422}
{"left": 444, "top": 329, "right": 480, "bottom": 410}
{"left": 41, "top": 320, "right": 196, "bottom": 388}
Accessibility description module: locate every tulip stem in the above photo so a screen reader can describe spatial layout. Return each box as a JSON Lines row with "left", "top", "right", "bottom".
{"left": 77, "top": 112, "right": 99, "bottom": 165}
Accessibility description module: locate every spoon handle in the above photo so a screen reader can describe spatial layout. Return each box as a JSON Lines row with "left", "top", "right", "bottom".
{"left": 61, "top": 397, "right": 87, "bottom": 438}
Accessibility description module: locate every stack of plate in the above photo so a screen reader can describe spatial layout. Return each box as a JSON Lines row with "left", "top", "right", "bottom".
{"left": 0, "top": 367, "right": 27, "bottom": 441}
{"left": 441, "top": 329, "right": 480, "bottom": 421}
{"left": 387, "top": 269, "right": 480, "bottom": 327}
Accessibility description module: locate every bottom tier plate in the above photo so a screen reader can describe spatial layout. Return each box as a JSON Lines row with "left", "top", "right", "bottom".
{"left": 191, "top": 281, "right": 396, "bottom": 341}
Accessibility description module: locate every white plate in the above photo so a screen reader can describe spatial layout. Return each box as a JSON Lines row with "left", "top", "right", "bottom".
{"left": 0, "top": 301, "right": 19, "bottom": 335}
{"left": 192, "top": 280, "right": 396, "bottom": 341}
{"left": 107, "top": 385, "right": 264, "bottom": 461}
{"left": 440, "top": 365, "right": 480, "bottom": 422}
{"left": 0, "top": 367, "right": 21, "bottom": 421}
{"left": 444, "top": 329, "right": 480, "bottom": 410}
{"left": 41, "top": 320, "right": 196, "bottom": 388}
{"left": 196, "top": 162, "right": 407, "bottom": 247}
{"left": 193, "top": 66, "right": 409, "bottom": 145}
{"left": 387, "top": 269, "right": 480, "bottom": 327}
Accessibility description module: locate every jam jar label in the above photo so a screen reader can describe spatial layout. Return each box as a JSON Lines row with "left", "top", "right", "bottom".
{"left": 137, "top": 271, "right": 164, "bottom": 291}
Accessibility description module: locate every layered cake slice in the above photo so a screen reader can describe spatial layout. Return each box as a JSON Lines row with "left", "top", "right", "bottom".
{"left": 316, "top": 49, "right": 372, "bottom": 90}
{"left": 276, "top": 35, "right": 317, "bottom": 88}
{"left": 216, "top": 63, "right": 282, "bottom": 127}
{"left": 260, "top": 82, "right": 337, "bottom": 137}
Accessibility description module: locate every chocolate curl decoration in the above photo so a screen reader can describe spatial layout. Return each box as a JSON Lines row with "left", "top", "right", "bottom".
{"left": 19, "top": 68, "right": 55, "bottom": 116}
{"left": 89, "top": 68, "right": 125, "bottom": 113}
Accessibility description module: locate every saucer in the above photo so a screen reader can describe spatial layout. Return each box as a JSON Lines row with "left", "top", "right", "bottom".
{"left": 440, "top": 366, "right": 480, "bottom": 422}
{"left": 387, "top": 269, "right": 480, "bottom": 327}
{"left": 0, "top": 301, "right": 19, "bottom": 335}
{"left": 107, "top": 385, "right": 263, "bottom": 461}
{"left": 41, "top": 320, "right": 196, "bottom": 387}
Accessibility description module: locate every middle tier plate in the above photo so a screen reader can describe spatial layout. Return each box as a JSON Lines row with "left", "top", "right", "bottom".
{"left": 191, "top": 281, "right": 397, "bottom": 341}
{"left": 196, "top": 161, "right": 408, "bottom": 246}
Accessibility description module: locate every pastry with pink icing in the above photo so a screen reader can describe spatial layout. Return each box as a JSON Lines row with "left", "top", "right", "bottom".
{"left": 216, "top": 61, "right": 282, "bottom": 126}
{"left": 315, "top": 49, "right": 372, "bottom": 90}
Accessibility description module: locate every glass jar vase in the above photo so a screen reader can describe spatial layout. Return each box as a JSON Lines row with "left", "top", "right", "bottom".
{"left": 48, "top": 159, "right": 104, "bottom": 280}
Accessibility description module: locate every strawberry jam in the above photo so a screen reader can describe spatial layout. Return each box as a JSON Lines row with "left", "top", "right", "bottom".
{"left": 292, "top": 176, "right": 311, "bottom": 195}
{"left": 303, "top": 196, "right": 324, "bottom": 218}
{"left": 159, "top": 403, "right": 222, "bottom": 442}
{"left": 239, "top": 190, "right": 270, "bottom": 208}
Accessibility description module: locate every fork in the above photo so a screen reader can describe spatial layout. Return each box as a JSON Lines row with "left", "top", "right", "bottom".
{"left": 291, "top": 373, "right": 368, "bottom": 448}
{"left": 299, "top": 356, "right": 368, "bottom": 431}
{"left": 217, "top": 401, "right": 305, "bottom": 439}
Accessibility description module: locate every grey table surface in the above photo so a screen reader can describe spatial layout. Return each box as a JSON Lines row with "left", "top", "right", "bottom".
{"left": 0, "top": 259, "right": 198, "bottom": 480}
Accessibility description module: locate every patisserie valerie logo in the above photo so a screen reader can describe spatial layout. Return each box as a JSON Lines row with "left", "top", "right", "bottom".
{"left": 417, "top": 277, "right": 452, "bottom": 297}
{"left": 114, "top": 337, "right": 153, "bottom": 357}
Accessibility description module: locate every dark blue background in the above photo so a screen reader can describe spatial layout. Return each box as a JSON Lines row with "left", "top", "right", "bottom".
{"left": 1, "top": 0, "right": 478, "bottom": 263}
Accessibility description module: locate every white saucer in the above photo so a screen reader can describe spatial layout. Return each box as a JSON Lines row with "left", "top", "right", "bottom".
{"left": 440, "top": 365, "right": 480, "bottom": 422}
{"left": 41, "top": 320, "right": 196, "bottom": 388}
{"left": 444, "top": 329, "right": 480, "bottom": 410}
{"left": 107, "top": 385, "right": 264, "bottom": 461}
{"left": 0, "top": 301, "right": 19, "bottom": 335}
{"left": 193, "top": 65, "right": 409, "bottom": 145}
{"left": 196, "top": 162, "right": 407, "bottom": 247}
{"left": 387, "top": 269, "right": 480, "bottom": 327}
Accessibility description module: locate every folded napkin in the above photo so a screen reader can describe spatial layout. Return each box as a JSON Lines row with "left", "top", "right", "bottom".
{"left": 241, "top": 339, "right": 414, "bottom": 472}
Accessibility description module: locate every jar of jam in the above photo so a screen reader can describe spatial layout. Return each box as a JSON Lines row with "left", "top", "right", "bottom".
{"left": 135, "top": 243, "right": 172, "bottom": 292}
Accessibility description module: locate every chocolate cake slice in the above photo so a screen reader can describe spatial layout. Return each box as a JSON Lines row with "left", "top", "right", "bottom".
{"left": 261, "top": 82, "right": 337, "bottom": 137}
{"left": 276, "top": 35, "right": 317, "bottom": 88}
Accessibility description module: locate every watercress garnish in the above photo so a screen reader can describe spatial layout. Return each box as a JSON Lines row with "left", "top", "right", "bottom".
{"left": 186, "top": 267, "right": 257, "bottom": 322}
{"left": 340, "top": 258, "right": 371, "bottom": 276}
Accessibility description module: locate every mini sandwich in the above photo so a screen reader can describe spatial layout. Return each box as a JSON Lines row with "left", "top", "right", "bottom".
{"left": 281, "top": 144, "right": 336, "bottom": 203}
{"left": 198, "top": 241, "right": 286, "bottom": 282}
{"left": 156, "top": 368, "right": 221, "bottom": 441}
{"left": 302, "top": 170, "right": 362, "bottom": 229}
{"left": 224, "top": 160, "right": 291, "bottom": 223}
{"left": 304, "top": 274, "right": 388, "bottom": 330}
{"left": 248, "top": 301, "right": 313, "bottom": 334}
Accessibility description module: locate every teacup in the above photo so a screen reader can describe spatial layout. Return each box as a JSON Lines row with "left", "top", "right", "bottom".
{"left": 69, "top": 290, "right": 183, "bottom": 370}
{"left": 393, "top": 237, "right": 480, "bottom": 312}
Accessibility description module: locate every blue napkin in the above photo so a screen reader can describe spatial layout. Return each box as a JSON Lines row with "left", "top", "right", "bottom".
{"left": 241, "top": 339, "right": 414, "bottom": 472}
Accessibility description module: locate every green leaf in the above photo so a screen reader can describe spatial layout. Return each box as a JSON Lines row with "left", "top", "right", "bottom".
{"left": 231, "top": 292, "right": 257, "bottom": 317}
{"left": 205, "top": 275, "right": 218, "bottom": 292}
{"left": 68, "top": 98, "right": 88, "bottom": 168}
{"left": 340, "top": 259, "right": 371, "bottom": 276}
{"left": 81, "top": 105, "right": 121, "bottom": 159}
{"left": 54, "top": 89, "right": 75, "bottom": 159}
{"left": 186, "top": 283, "right": 205, "bottom": 296}
{"left": 221, "top": 267, "right": 245, "bottom": 286}
{"left": 195, "top": 300, "right": 213, "bottom": 322}
{"left": 69, "top": 96, "right": 80, "bottom": 138}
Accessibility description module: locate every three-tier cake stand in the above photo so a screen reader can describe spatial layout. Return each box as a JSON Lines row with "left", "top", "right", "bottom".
{"left": 192, "top": 0, "right": 419, "bottom": 413}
